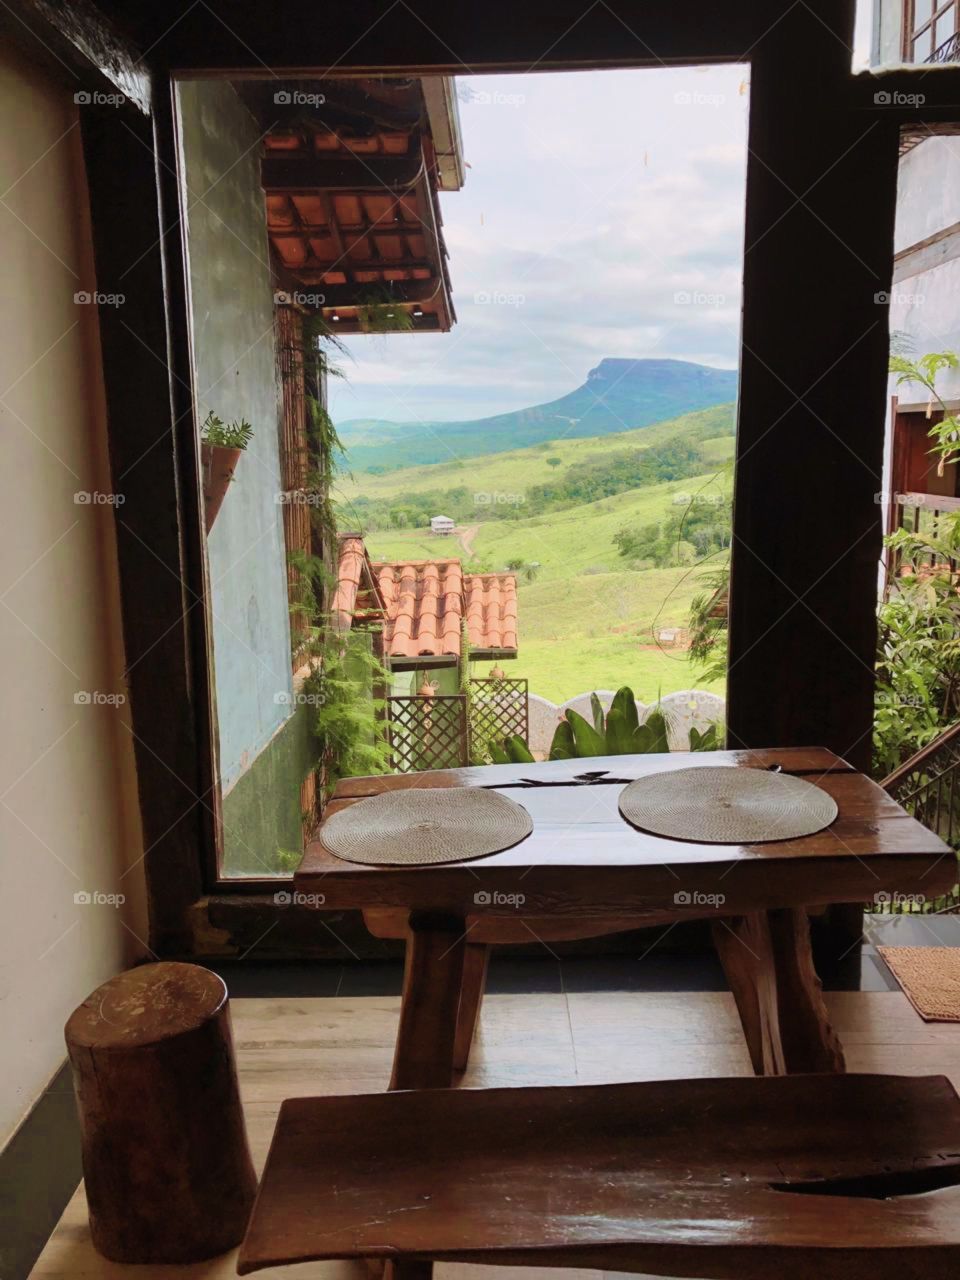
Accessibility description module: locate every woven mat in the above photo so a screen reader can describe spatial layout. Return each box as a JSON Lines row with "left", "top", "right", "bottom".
{"left": 877, "top": 946, "right": 960, "bottom": 1022}
{"left": 618, "top": 765, "right": 838, "bottom": 844}
{"left": 322, "top": 787, "right": 533, "bottom": 866}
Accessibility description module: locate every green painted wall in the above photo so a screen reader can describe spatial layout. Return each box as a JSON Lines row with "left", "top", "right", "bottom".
{"left": 221, "top": 700, "right": 319, "bottom": 877}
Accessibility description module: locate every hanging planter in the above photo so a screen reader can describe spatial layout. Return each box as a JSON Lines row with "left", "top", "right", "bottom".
{"left": 199, "top": 412, "right": 254, "bottom": 534}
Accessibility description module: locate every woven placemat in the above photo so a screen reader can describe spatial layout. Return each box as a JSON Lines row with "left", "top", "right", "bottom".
{"left": 877, "top": 946, "right": 960, "bottom": 1022}
{"left": 322, "top": 787, "right": 533, "bottom": 866}
{"left": 618, "top": 766, "right": 838, "bottom": 844}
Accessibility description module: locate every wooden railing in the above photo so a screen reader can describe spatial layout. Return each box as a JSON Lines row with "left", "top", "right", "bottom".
{"left": 875, "top": 722, "right": 960, "bottom": 913}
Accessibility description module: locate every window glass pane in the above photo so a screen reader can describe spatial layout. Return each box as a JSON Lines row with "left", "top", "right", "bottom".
{"left": 914, "top": 0, "right": 934, "bottom": 31}
{"left": 935, "top": 8, "right": 957, "bottom": 50}
{"left": 913, "top": 33, "right": 931, "bottom": 59}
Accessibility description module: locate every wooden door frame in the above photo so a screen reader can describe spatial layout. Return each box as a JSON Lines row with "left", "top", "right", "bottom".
{"left": 6, "top": 0, "right": 960, "bottom": 951}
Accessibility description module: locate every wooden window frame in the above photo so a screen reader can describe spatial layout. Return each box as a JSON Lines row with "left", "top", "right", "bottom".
{"left": 5, "top": 0, "right": 959, "bottom": 953}
{"left": 904, "top": 0, "right": 960, "bottom": 62}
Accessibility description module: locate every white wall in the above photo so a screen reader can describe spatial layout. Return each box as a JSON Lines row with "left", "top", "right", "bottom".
{"left": 0, "top": 43, "right": 147, "bottom": 1147}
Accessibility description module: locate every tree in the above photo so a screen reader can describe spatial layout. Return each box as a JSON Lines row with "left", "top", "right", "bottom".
{"left": 546, "top": 456, "right": 562, "bottom": 467}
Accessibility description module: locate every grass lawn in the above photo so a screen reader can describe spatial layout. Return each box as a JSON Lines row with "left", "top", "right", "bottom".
{"left": 470, "top": 566, "right": 726, "bottom": 703}
{"left": 362, "top": 486, "right": 729, "bottom": 703}
{"left": 362, "top": 470, "right": 730, "bottom": 582}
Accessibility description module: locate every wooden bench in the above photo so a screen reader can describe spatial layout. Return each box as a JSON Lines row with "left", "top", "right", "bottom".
{"left": 239, "top": 1073, "right": 960, "bottom": 1280}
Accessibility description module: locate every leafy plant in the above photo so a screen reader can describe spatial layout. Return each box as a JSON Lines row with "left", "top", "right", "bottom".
{"left": 874, "top": 530, "right": 960, "bottom": 776}
{"left": 488, "top": 686, "right": 720, "bottom": 763}
{"left": 303, "top": 635, "right": 393, "bottom": 787}
{"left": 688, "top": 566, "right": 729, "bottom": 683}
{"left": 888, "top": 350, "right": 960, "bottom": 473}
{"left": 200, "top": 411, "right": 254, "bottom": 450}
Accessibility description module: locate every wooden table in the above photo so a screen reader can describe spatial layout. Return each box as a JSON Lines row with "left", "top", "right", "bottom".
{"left": 296, "top": 748, "right": 955, "bottom": 1085}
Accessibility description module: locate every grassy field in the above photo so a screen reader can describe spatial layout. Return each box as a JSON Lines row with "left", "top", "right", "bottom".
{"left": 470, "top": 568, "right": 726, "bottom": 704}
{"left": 339, "top": 404, "right": 734, "bottom": 703}
{"left": 362, "top": 470, "right": 729, "bottom": 578}
{"left": 360, "top": 472, "right": 730, "bottom": 703}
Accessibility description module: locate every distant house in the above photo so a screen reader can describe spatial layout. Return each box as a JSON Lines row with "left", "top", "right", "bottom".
{"left": 430, "top": 514, "right": 455, "bottom": 535}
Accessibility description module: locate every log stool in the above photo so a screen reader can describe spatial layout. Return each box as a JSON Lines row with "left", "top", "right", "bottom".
{"left": 65, "top": 961, "right": 256, "bottom": 1263}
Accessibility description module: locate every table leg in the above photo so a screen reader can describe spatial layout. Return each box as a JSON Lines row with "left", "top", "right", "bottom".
{"left": 453, "top": 942, "right": 489, "bottom": 1072}
{"left": 713, "top": 907, "right": 845, "bottom": 1075}
{"left": 389, "top": 911, "right": 467, "bottom": 1091}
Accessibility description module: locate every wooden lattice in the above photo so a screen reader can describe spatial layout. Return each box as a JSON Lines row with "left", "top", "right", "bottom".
{"left": 469, "top": 678, "right": 529, "bottom": 757}
{"left": 387, "top": 694, "right": 469, "bottom": 773}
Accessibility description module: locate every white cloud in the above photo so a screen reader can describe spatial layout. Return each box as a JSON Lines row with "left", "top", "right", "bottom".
{"left": 328, "top": 64, "right": 749, "bottom": 425}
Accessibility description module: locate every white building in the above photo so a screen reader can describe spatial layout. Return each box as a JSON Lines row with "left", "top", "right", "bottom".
{"left": 430, "top": 514, "right": 455, "bottom": 535}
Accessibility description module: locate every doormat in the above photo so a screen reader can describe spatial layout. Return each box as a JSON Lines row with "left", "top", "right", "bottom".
{"left": 878, "top": 946, "right": 960, "bottom": 1021}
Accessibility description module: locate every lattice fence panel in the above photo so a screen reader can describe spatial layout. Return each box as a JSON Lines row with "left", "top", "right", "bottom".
{"left": 387, "top": 695, "right": 469, "bottom": 773}
{"left": 469, "top": 678, "right": 529, "bottom": 757}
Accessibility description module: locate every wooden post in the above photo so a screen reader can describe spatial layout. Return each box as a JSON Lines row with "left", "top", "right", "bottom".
{"left": 65, "top": 962, "right": 256, "bottom": 1263}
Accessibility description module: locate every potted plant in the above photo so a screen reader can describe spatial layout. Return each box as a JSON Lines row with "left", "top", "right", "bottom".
{"left": 200, "top": 412, "right": 254, "bottom": 532}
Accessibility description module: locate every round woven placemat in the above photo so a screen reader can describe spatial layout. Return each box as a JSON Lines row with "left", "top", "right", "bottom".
{"left": 618, "top": 766, "right": 838, "bottom": 844}
{"left": 322, "top": 787, "right": 534, "bottom": 866}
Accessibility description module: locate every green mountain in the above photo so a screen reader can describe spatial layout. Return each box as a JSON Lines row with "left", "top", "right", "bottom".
{"left": 337, "top": 358, "right": 738, "bottom": 472}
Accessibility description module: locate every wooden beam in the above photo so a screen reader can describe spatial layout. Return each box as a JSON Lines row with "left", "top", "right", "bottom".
{"left": 79, "top": 93, "right": 210, "bottom": 950}
{"left": 727, "top": 0, "right": 901, "bottom": 775}
{"left": 0, "top": 0, "right": 150, "bottom": 111}
{"left": 262, "top": 153, "right": 424, "bottom": 192}
{"left": 92, "top": 0, "right": 818, "bottom": 74}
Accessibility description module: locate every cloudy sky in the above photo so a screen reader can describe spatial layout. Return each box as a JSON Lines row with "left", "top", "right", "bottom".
{"left": 328, "top": 65, "right": 750, "bottom": 428}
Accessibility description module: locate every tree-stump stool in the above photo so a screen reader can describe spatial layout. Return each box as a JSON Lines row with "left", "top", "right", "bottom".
{"left": 65, "top": 961, "right": 257, "bottom": 1263}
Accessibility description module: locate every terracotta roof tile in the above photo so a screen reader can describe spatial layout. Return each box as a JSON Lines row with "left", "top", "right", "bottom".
{"left": 370, "top": 558, "right": 518, "bottom": 660}
{"left": 332, "top": 534, "right": 385, "bottom": 632}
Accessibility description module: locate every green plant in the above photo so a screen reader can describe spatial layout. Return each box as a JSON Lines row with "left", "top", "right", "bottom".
{"left": 488, "top": 686, "right": 720, "bottom": 763}
{"left": 303, "top": 634, "right": 394, "bottom": 786}
{"left": 874, "top": 542, "right": 960, "bottom": 776}
{"left": 688, "top": 566, "right": 729, "bottom": 683}
{"left": 889, "top": 350, "right": 960, "bottom": 472}
{"left": 200, "top": 411, "right": 254, "bottom": 449}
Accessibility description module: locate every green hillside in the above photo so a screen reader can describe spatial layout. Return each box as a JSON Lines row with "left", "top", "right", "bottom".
{"left": 361, "top": 470, "right": 731, "bottom": 702}
{"left": 336, "top": 403, "right": 735, "bottom": 521}
{"left": 338, "top": 358, "right": 738, "bottom": 472}
{"left": 338, "top": 397, "right": 736, "bottom": 704}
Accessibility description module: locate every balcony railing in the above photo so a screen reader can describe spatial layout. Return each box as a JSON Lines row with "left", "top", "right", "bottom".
{"left": 874, "top": 722, "right": 960, "bottom": 913}
{"left": 927, "top": 31, "right": 960, "bottom": 64}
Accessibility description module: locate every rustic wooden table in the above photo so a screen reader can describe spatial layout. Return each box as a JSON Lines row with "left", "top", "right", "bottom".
{"left": 296, "top": 748, "right": 955, "bottom": 1085}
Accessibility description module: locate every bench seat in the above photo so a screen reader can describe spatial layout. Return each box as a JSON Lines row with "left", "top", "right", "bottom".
{"left": 239, "top": 1073, "right": 960, "bottom": 1279}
